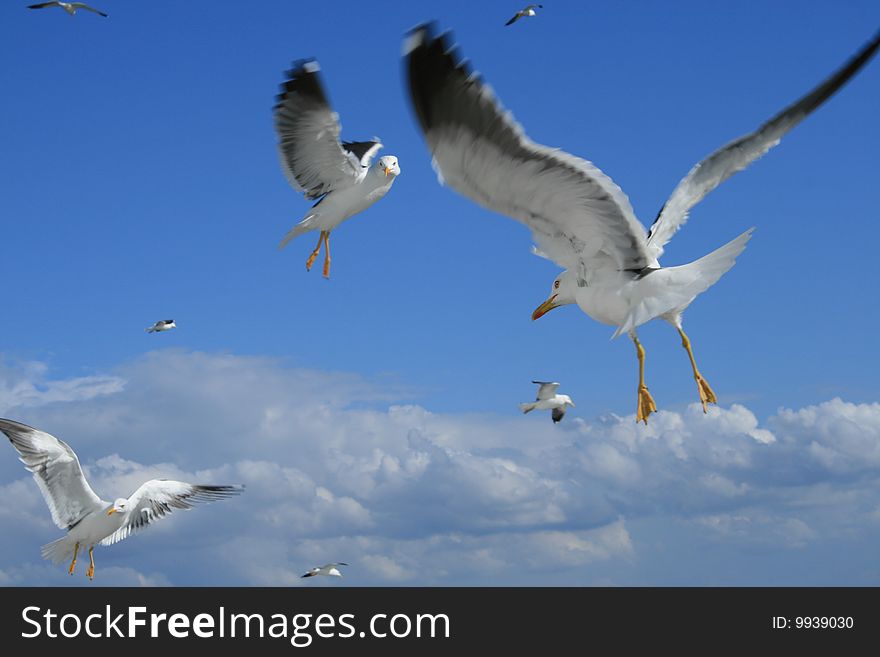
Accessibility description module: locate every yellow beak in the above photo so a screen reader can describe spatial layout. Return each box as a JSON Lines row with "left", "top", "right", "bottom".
{"left": 384, "top": 166, "right": 392, "bottom": 177}
{"left": 531, "top": 295, "right": 559, "bottom": 320}
{"left": 107, "top": 508, "right": 117, "bottom": 516}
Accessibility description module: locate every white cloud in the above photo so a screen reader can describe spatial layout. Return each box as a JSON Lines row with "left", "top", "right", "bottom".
{"left": 1, "top": 350, "right": 879, "bottom": 585}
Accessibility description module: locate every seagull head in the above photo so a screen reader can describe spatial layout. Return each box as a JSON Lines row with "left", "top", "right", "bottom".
{"left": 377, "top": 155, "right": 401, "bottom": 179}
{"left": 532, "top": 271, "right": 577, "bottom": 320}
{"left": 107, "top": 498, "right": 128, "bottom": 515}
{"left": 559, "top": 394, "right": 575, "bottom": 408}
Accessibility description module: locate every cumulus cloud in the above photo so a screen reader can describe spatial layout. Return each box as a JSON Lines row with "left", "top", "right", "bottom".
{"left": 0, "top": 350, "right": 878, "bottom": 585}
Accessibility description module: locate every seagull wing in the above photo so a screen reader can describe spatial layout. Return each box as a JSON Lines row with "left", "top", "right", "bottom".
{"left": 505, "top": 12, "right": 522, "bottom": 26}
{"left": 532, "top": 381, "right": 559, "bottom": 400}
{"left": 341, "top": 140, "right": 384, "bottom": 169}
{"left": 551, "top": 407, "right": 565, "bottom": 423}
{"left": 275, "top": 59, "right": 367, "bottom": 200}
{"left": 101, "top": 481, "right": 243, "bottom": 546}
{"left": 405, "top": 24, "right": 651, "bottom": 275}
{"left": 646, "top": 30, "right": 880, "bottom": 259}
{"left": 27, "top": 2, "right": 60, "bottom": 8}
{"left": 71, "top": 3, "right": 108, "bottom": 16}
{"left": 0, "top": 419, "right": 104, "bottom": 530}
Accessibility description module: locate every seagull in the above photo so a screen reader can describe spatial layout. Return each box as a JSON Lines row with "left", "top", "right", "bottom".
{"left": 274, "top": 59, "right": 401, "bottom": 279}
{"left": 520, "top": 381, "right": 575, "bottom": 423}
{"left": 27, "top": 2, "right": 108, "bottom": 17}
{"left": 302, "top": 562, "right": 348, "bottom": 578}
{"left": 505, "top": 4, "right": 543, "bottom": 26}
{"left": 145, "top": 319, "right": 176, "bottom": 333}
{"left": 0, "top": 418, "right": 243, "bottom": 580}
{"left": 405, "top": 24, "right": 880, "bottom": 423}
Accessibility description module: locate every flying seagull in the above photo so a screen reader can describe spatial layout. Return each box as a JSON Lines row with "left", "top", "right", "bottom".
{"left": 302, "top": 562, "right": 348, "bottom": 578}
{"left": 27, "top": 2, "right": 108, "bottom": 17}
{"left": 274, "top": 59, "right": 401, "bottom": 279}
{"left": 0, "top": 418, "right": 243, "bottom": 580}
{"left": 505, "top": 4, "right": 543, "bottom": 26}
{"left": 405, "top": 24, "right": 880, "bottom": 423}
{"left": 520, "top": 381, "right": 575, "bottom": 423}
{"left": 145, "top": 319, "right": 176, "bottom": 333}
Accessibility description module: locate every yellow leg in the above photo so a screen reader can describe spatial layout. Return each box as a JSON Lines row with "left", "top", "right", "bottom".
{"left": 322, "top": 231, "right": 331, "bottom": 279}
{"left": 633, "top": 335, "right": 657, "bottom": 424}
{"left": 678, "top": 327, "right": 717, "bottom": 412}
{"left": 68, "top": 542, "right": 79, "bottom": 576}
{"left": 86, "top": 547, "right": 95, "bottom": 581}
{"left": 305, "top": 231, "right": 325, "bottom": 271}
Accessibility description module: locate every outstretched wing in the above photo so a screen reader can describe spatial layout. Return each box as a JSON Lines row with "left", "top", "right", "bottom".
{"left": 71, "top": 3, "right": 108, "bottom": 16}
{"left": 646, "top": 30, "right": 880, "bottom": 259}
{"left": 101, "top": 480, "right": 243, "bottom": 545}
{"left": 274, "top": 59, "right": 367, "bottom": 200}
{"left": 532, "top": 380, "right": 559, "bottom": 400}
{"left": 405, "top": 24, "right": 651, "bottom": 276}
{"left": 505, "top": 12, "right": 522, "bottom": 26}
{"left": 342, "top": 140, "right": 383, "bottom": 169}
{"left": 0, "top": 418, "right": 104, "bottom": 530}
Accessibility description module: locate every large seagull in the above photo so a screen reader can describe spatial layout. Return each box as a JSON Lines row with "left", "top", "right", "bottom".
{"left": 405, "top": 24, "right": 880, "bottom": 423}
{"left": 1, "top": 418, "right": 243, "bottom": 580}
{"left": 274, "top": 59, "right": 401, "bottom": 279}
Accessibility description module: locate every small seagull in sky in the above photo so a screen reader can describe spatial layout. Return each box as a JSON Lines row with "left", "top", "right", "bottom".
{"left": 27, "top": 2, "right": 108, "bottom": 17}
{"left": 145, "top": 319, "right": 176, "bottom": 334}
{"left": 520, "top": 381, "right": 575, "bottom": 424}
{"left": 274, "top": 59, "right": 401, "bottom": 279}
{"left": 302, "top": 562, "right": 348, "bottom": 578}
{"left": 0, "top": 418, "right": 243, "bottom": 580}
{"left": 505, "top": 4, "right": 543, "bottom": 26}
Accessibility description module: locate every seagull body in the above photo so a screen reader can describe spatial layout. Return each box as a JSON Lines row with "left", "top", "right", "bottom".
{"left": 505, "top": 4, "right": 543, "bottom": 26}
{"left": 27, "top": 2, "right": 108, "bottom": 17}
{"left": 520, "top": 381, "right": 575, "bottom": 423}
{"left": 302, "top": 562, "right": 348, "bottom": 578}
{"left": 274, "top": 59, "right": 400, "bottom": 278}
{"left": 405, "top": 24, "right": 880, "bottom": 423}
{"left": 1, "top": 418, "right": 243, "bottom": 580}
{"left": 146, "top": 319, "right": 176, "bottom": 333}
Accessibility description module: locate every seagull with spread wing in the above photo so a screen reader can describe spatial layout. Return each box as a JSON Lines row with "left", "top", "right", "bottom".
{"left": 274, "top": 59, "right": 401, "bottom": 279}
{"left": 505, "top": 4, "right": 543, "bottom": 26}
{"left": 145, "top": 319, "right": 176, "bottom": 333}
{"left": 520, "top": 381, "right": 575, "bottom": 423}
{"left": 405, "top": 24, "right": 880, "bottom": 423}
{"left": 301, "top": 562, "right": 348, "bottom": 578}
{"left": 27, "top": 2, "right": 108, "bottom": 17}
{"left": 1, "top": 418, "right": 243, "bottom": 580}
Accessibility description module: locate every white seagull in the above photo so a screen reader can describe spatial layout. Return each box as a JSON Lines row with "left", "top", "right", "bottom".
{"left": 405, "top": 24, "right": 880, "bottom": 423}
{"left": 27, "top": 2, "right": 108, "bottom": 17}
{"left": 520, "top": 381, "right": 575, "bottom": 423}
{"left": 302, "top": 562, "right": 348, "bottom": 578}
{"left": 1, "top": 418, "right": 244, "bottom": 580}
{"left": 145, "top": 319, "right": 176, "bottom": 333}
{"left": 505, "top": 4, "right": 543, "bottom": 27}
{"left": 274, "top": 59, "right": 401, "bottom": 279}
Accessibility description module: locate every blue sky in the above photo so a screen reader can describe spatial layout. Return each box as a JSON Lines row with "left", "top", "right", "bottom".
{"left": 1, "top": 1, "right": 879, "bottom": 586}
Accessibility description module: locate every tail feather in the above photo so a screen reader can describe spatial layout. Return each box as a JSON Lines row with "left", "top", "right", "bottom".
{"left": 613, "top": 228, "right": 754, "bottom": 338}
{"left": 519, "top": 402, "right": 537, "bottom": 414}
{"left": 278, "top": 213, "right": 319, "bottom": 250}
{"left": 41, "top": 536, "right": 75, "bottom": 565}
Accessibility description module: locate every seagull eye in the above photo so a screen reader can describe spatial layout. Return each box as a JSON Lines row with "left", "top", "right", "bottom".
{"left": 554, "top": 281, "right": 560, "bottom": 289}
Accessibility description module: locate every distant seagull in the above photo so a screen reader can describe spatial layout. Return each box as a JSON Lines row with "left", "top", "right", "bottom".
{"left": 145, "top": 319, "right": 176, "bottom": 333}
{"left": 405, "top": 24, "right": 880, "bottom": 424}
{"left": 0, "top": 418, "right": 243, "bottom": 580}
{"left": 520, "top": 381, "right": 575, "bottom": 423}
{"left": 505, "top": 4, "right": 543, "bottom": 26}
{"left": 302, "top": 562, "right": 348, "bottom": 578}
{"left": 27, "top": 2, "right": 108, "bottom": 17}
{"left": 274, "top": 59, "right": 401, "bottom": 279}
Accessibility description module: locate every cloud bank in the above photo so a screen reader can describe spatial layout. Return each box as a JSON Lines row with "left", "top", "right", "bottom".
{"left": 0, "top": 350, "right": 878, "bottom": 585}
